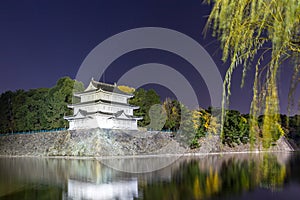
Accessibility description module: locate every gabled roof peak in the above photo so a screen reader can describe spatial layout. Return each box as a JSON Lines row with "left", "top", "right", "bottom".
{"left": 80, "top": 78, "right": 132, "bottom": 96}
{"left": 91, "top": 78, "right": 116, "bottom": 89}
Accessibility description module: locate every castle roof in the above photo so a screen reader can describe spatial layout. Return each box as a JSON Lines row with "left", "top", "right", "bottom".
{"left": 74, "top": 78, "right": 133, "bottom": 97}
{"left": 64, "top": 109, "right": 142, "bottom": 120}
{"left": 67, "top": 99, "right": 139, "bottom": 109}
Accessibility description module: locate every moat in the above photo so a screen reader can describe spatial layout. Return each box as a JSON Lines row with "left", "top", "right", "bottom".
{"left": 0, "top": 152, "right": 300, "bottom": 199}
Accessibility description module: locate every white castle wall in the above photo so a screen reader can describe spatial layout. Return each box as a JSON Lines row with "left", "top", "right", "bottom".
{"left": 81, "top": 92, "right": 128, "bottom": 104}
{"left": 68, "top": 116, "right": 137, "bottom": 130}
{"left": 73, "top": 104, "right": 133, "bottom": 116}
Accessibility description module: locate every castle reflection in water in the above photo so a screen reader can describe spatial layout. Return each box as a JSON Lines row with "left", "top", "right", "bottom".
{"left": 67, "top": 179, "right": 138, "bottom": 200}
{"left": 0, "top": 152, "right": 296, "bottom": 200}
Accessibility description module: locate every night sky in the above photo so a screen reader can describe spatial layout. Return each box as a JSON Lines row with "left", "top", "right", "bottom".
{"left": 0, "top": 0, "right": 298, "bottom": 114}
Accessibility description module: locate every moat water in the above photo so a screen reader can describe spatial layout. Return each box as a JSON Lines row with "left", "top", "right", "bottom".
{"left": 0, "top": 152, "right": 300, "bottom": 199}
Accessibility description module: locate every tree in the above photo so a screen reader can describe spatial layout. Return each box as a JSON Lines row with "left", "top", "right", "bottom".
{"left": 173, "top": 103, "right": 196, "bottom": 148}
{"left": 129, "top": 88, "right": 161, "bottom": 127}
{"left": 46, "top": 77, "right": 84, "bottom": 129}
{"left": 206, "top": 0, "right": 300, "bottom": 148}
{"left": 19, "top": 88, "right": 50, "bottom": 131}
{"left": 129, "top": 88, "right": 147, "bottom": 126}
{"left": 222, "top": 110, "right": 249, "bottom": 147}
{"left": 0, "top": 77, "right": 84, "bottom": 133}
{"left": 163, "top": 98, "right": 181, "bottom": 131}
{"left": 286, "top": 114, "right": 300, "bottom": 147}
{"left": 0, "top": 91, "right": 14, "bottom": 133}
{"left": 147, "top": 104, "right": 167, "bottom": 131}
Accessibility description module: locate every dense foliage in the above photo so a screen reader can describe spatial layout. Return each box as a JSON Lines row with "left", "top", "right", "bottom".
{"left": 162, "top": 98, "right": 181, "bottom": 131}
{"left": 0, "top": 77, "right": 84, "bottom": 133}
{"left": 0, "top": 76, "right": 299, "bottom": 149}
{"left": 283, "top": 114, "right": 300, "bottom": 146}
{"left": 130, "top": 93, "right": 251, "bottom": 148}
{"left": 129, "top": 88, "right": 161, "bottom": 127}
{"left": 222, "top": 110, "right": 249, "bottom": 146}
{"left": 128, "top": 88, "right": 298, "bottom": 148}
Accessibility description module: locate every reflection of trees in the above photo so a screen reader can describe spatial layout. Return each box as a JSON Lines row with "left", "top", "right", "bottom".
{"left": 141, "top": 160, "right": 221, "bottom": 200}
{"left": 193, "top": 166, "right": 220, "bottom": 199}
{"left": 220, "top": 154, "right": 286, "bottom": 198}
{"left": 0, "top": 154, "right": 291, "bottom": 199}
{"left": 259, "top": 154, "right": 286, "bottom": 189}
{"left": 220, "top": 158, "right": 256, "bottom": 196}
{"left": 141, "top": 154, "right": 288, "bottom": 199}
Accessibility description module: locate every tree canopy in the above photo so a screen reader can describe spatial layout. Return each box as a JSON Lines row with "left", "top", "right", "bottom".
{"left": 129, "top": 88, "right": 161, "bottom": 127}
{"left": 0, "top": 77, "right": 84, "bottom": 133}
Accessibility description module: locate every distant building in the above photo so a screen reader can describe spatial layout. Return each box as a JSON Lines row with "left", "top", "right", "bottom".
{"left": 64, "top": 78, "right": 141, "bottom": 130}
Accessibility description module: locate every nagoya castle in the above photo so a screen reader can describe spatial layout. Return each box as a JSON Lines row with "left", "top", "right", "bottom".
{"left": 64, "top": 78, "right": 141, "bottom": 130}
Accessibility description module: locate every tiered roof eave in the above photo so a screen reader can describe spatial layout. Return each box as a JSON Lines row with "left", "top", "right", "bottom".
{"left": 64, "top": 109, "right": 142, "bottom": 121}
{"left": 67, "top": 99, "right": 139, "bottom": 109}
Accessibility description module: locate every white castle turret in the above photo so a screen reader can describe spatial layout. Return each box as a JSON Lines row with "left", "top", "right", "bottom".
{"left": 64, "top": 78, "right": 141, "bottom": 130}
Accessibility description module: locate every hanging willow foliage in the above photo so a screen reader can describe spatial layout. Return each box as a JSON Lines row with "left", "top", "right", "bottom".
{"left": 205, "top": 0, "right": 300, "bottom": 148}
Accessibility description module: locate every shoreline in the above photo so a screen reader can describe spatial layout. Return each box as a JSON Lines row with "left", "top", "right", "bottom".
{"left": 0, "top": 129, "right": 295, "bottom": 158}
{"left": 0, "top": 149, "right": 296, "bottom": 160}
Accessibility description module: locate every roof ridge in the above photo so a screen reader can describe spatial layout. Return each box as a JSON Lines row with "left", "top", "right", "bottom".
{"left": 91, "top": 79, "right": 116, "bottom": 88}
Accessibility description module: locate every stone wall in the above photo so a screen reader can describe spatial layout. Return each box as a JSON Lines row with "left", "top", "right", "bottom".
{"left": 0, "top": 129, "right": 186, "bottom": 157}
{"left": 0, "top": 129, "right": 294, "bottom": 157}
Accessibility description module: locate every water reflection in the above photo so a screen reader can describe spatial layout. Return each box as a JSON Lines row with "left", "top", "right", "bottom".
{"left": 0, "top": 152, "right": 298, "bottom": 199}
{"left": 139, "top": 153, "right": 291, "bottom": 199}
{"left": 68, "top": 179, "right": 138, "bottom": 200}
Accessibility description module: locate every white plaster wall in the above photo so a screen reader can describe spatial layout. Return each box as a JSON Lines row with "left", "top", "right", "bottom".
{"left": 81, "top": 91, "right": 128, "bottom": 104}
{"left": 68, "top": 117, "right": 138, "bottom": 130}
{"left": 76, "top": 104, "right": 134, "bottom": 116}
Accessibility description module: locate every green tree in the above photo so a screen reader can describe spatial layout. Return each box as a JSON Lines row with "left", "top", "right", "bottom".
{"left": 11, "top": 90, "right": 27, "bottom": 131}
{"left": 129, "top": 88, "right": 161, "bottom": 127}
{"left": 0, "top": 77, "right": 84, "bottom": 133}
{"left": 0, "top": 91, "right": 14, "bottom": 133}
{"left": 46, "top": 77, "right": 84, "bottom": 129}
{"left": 147, "top": 104, "right": 167, "bottom": 131}
{"left": 223, "top": 110, "right": 249, "bottom": 147}
{"left": 206, "top": 0, "right": 300, "bottom": 148}
{"left": 179, "top": 104, "right": 195, "bottom": 138}
{"left": 192, "top": 109, "right": 209, "bottom": 139}
{"left": 286, "top": 114, "right": 300, "bottom": 147}
{"left": 163, "top": 98, "right": 181, "bottom": 131}
{"left": 18, "top": 88, "right": 50, "bottom": 131}
{"left": 0, "top": 89, "right": 50, "bottom": 132}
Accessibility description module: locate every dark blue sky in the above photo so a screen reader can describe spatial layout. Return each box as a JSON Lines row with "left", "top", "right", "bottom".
{"left": 0, "top": 0, "right": 298, "bottom": 114}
